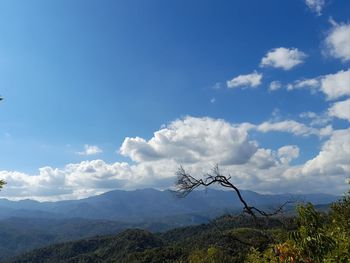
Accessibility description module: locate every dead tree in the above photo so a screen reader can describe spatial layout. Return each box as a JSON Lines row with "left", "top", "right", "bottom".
{"left": 174, "top": 164, "right": 294, "bottom": 252}
{"left": 174, "top": 164, "right": 290, "bottom": 221}
{"left": 0, "top": 96, "right": 6, "bottom": 189}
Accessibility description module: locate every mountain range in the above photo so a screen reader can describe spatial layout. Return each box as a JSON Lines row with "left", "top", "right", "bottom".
{"left": 0, "top": 188, "right": 339, "bottom": 221}
{"left": 0, "top": 188, "right": 341, "bottom": 260}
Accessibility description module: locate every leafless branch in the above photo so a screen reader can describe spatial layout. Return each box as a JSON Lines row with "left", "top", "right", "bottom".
{"left": 174, "top": 164, "right": 291, "bottom": 221}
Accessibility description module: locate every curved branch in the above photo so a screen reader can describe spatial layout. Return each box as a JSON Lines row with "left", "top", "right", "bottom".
{"left": 174, "top": 165, "right": 290, "bottom": 221}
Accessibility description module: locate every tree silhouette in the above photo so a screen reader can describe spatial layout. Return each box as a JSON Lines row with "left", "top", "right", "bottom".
{"left": 0, "top": 95, "right": 6, "bottom": 189}
{"left": 174, "top": 165, "right": 290, "bottom": 220}
{"left": 0, "top": 180, "right": 5, "bottom": 190}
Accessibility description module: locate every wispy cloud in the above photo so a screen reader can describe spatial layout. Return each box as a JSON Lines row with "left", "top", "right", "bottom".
{"left": 305, "top": 0, "right": 325, "bottom": 16}
{"left": 227, "top": 71, "right": 262, "bottom": 89}
{"left": 292, "top": 78, "right": 320, "bottom": 90}
{"left": 77, "top": 144, "right": 103, "bottom": 156}
{"left": 299, "top": 111, "right": 331, "bottom": 126}
{"left": 211, "top": 82, "right": 223, "bottom": 90}
{"left": 269, "top": 81, "right": 282, "bottom": 91}
{"left": 256, "top": 120, "right": 332, "bottom": 137}
{"left": 275, "top": 68, "right": 350, "bottom": 100}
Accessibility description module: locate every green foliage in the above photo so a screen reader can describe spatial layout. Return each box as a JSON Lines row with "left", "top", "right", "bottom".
{"left": 324, "top": 193, "right": 350, "bottom": 262}
{"left": 245, "top": 194, "right": 350, "bottom": 263}
{"left": 289, "top": 203, "right": 336, "bottom": 261}
{"left": 245, "top": 248, "right": 263, "bottom": 263}
{"left": 0, "top": 179, "right": 5, "bottom": 190}
{"left": 188, "top": 246, "right": 235, "bottom": 263}
{"left": 9, "top": 217, "right": 284, "bottom": 263}
{"left": 0, "top": 218, "right": 133, "bottom": 261}
{"left": 245, "top": 247, "right": 279, "bottom": 263}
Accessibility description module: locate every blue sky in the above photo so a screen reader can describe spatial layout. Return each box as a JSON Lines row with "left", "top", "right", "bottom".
{"left": 0, "top": 0, "right": 349, "bottom": 200}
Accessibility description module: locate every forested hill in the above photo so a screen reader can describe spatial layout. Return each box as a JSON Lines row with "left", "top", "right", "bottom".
{"left": 0, "top": 188, "right": 340, "bottom": 261}
{"left": 6, "top": 216, "right": 290, "bottom": 263}
{"left": 7, "top": 193, "right": 350, "bottom": 262}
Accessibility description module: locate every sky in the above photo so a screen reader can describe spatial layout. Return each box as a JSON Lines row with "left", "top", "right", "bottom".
{"left": 0, "top": 0, "right": 349, "bottom": 201}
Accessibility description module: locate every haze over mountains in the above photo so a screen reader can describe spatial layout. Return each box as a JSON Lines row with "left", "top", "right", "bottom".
{"left": 0, "top": 188, "right": 339, "bottom": 221}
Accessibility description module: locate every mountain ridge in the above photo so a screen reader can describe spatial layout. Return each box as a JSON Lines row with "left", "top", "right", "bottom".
{"left": 0, "top": 188, "right": 340, "bottom": 221}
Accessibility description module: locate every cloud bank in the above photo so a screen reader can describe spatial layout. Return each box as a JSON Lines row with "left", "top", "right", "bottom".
{"left": 1, "top": 116, "right": 348, "bottom": 201}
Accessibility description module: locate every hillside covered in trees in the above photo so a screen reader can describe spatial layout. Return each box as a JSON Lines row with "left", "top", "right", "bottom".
{"left": 7, "top": 190, "right": 350, "bottom": 263}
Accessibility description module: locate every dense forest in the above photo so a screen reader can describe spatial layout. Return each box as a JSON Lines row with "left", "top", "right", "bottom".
{"left": 7, "top": 189, "right": 349, "bottom": 263}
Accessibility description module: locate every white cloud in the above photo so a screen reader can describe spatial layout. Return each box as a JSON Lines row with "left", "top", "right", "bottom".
{"left": 212, "top": 82, "right": 223, "bottom": 90}
{"left": 293, "top": 78, "right": 320, "bottom": 90}
{"left": 320, "top": 69, "right": 350, "bottom": 100}
{"left": 278, "top": 145, "right": 300, "bottom": 164}
{"left": 256, "top": 120, "right": 327, "bottom": 137}
{"left": 77, "top": 145, "right": 103, "bottom": 156}
{"left": 120, "top": 116, "right": 258, "bottom": 165}
{"left": 260, "top": 47, "right": 307, "bottom": 70}
{"left": 325, "top": 22, "right": 350, "bottom": 62}
{"left": 300, "top": 111, "right": 318, "bottom": 120}
{"left": 287, "top": 68, "right": 350, "bottom": 100}
{"left": 251, "top": 129, "right": 349, "bottom": 194}
{"left": 227, "top": 71, "right": 262, "bottom": 89}
{"left": 305, "top": 0, "right": 325, "bottom": 16}
{"left": 299, "top": 111, "right": 331, "bottom": 126}
{"left": 269, "top": 81, "right": 282, "bottom": 91}
{"left": 328, "top": 98, "right": 350, "bottom": 122}
{"left": 302, "top": 128, "right": 350, "bottom": 179}
{"left": 0, "top": 160, "right": 134, "bottom": 201}
{"left": 249, "top": 148, "right": 277, "bottom": 169}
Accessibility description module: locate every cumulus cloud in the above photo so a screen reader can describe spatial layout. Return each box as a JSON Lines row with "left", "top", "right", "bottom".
{"left": 0, "top": 160, "right": 133, "bottom": 200}
{"left": 227, "top": 71, "right": 262, "bottom": 89}
{"left": 249, "top": 129, "right": 350, "bottom": 194}
{"left": 328, "top": 98, "right": 350, "bottom": 122}
{"left": 325, "top": 21, "right": 350, "bottom": 62}
{"left": 120, "top": 116, "right": 258, "bottom": 165}
{"left": 305, "top": 0, "right": 325, "bottom": 16}
{"left": 302, "top": 128, "right": 350, "bottom": 179}
{"left": 77, "top": 145, "right": 103, "bottom": 156}
{"left": 249, "top": 148, "right": 277, "bottom": 169}
{"left": 278, "top": 145, "right": 300, "bottom": 164}
{"left": 260, "top": 47, "right": 307, "bottom": 70}
{"left": 320, "top": 69, "right": 350, "bottom": 100}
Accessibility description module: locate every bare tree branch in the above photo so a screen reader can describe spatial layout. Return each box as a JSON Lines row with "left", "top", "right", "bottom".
{"left": 174, "top": 164, "right": 292, "bottom": 221}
